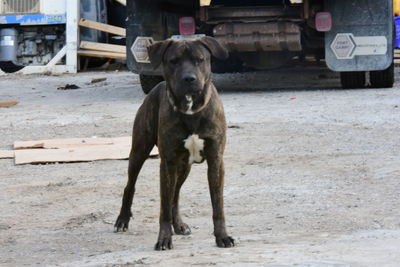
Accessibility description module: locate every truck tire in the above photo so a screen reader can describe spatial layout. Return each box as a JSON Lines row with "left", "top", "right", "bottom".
{"left": 370, "top": 63, "right": 394, "bottom": 88}
{"left": 340, "top": 72, "right": 366, "bottom": 89}
{"left": 139, "top": 75, "right": 164, "bottom": 94}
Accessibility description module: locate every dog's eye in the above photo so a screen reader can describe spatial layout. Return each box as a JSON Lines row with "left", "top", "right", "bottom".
{"left": 196, "top": 57, "right": 205, "bottom": 64}
{"left": 169, "top": 58, "right": 179, "bottom": 65}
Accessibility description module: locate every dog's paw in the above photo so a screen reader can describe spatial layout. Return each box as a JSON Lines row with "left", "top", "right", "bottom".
{"left": 173, "top": 222, "right": 191, "bottom": 235}
{"left": 114, "top": 215, "right": 130, "bottom": 233}
{"left": 154, "top": 237, "right": 173, "bottom": 251}
{"left": 215, "top": 236, "right": 235, "bottom": 248}
{"left": 155, "top": 225, "right": 173, "bottom": 250}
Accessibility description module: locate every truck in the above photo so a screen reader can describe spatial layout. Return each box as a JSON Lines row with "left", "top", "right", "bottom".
{"left": 126, "top": 0, "right": 394, "bottom": 93}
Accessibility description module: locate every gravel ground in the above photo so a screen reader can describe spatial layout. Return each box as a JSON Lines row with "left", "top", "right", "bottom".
{"left": 0, "top": 68, "right": 399, "bottom": 266}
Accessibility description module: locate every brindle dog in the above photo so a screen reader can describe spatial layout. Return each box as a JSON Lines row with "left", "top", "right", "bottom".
{"left": 114, "top": 36, "right": 235, "bottom": 250}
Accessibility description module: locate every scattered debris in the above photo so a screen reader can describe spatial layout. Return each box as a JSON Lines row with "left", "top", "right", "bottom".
{"left": 91, "top": 77, "right": 107, "bottom": 84}
{"left": 228, "top": 125, "right": 241, "bottom": 129}
{"left": 0, "top": 101, "right": 18, "bottom": 107}
{"left": 57, "top": 84, "right": 80, "bottom": 90}
{"left": 0, "top": 224, "right": 11, "bottom": 231}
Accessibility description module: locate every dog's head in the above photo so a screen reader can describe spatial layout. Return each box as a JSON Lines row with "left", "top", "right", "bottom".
{"left": 148, "top": 36, "right": 228, "bottom": 114}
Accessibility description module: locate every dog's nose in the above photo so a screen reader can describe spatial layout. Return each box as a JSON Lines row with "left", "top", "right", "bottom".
{"left": 182, "top": 74, "right": 197, "bottom": 83}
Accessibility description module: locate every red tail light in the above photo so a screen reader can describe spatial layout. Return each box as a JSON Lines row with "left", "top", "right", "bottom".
{"left": 179, "top": 17, "right": 196, "bottom": 36}
{"left": 316, "top": 12, "right": 332, "bottom": 32}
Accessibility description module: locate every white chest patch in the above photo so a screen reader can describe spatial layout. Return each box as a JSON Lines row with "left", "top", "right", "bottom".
{"left": 184, "top": 134, "right": 205, "bottom": 164}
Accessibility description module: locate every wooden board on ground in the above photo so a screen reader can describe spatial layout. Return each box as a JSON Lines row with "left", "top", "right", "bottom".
{"left": 12, "top": 136, "right": 158, "bottom": 165}
{"left": 0, "top": 101, "right": 18, "bottom": 107}
{"left": 78, "top": 50, "right": 126, "bottom": 60}
{"left": 14, "top": 136, "right": 131, "bottom": 150}
{"left": 80, "top": 41, "right": 126, "bottom": 54}
{"left": 79, "top": 19, "right": 126, "bottom": 37}
{"left": 15, "top": 145, "right": 129, "bottom": 165}
{"left": 0, "top": 150, "right": 14, "bottom": 159}
{"left": 14, "top": 146, "right": 158, "bottom": 165}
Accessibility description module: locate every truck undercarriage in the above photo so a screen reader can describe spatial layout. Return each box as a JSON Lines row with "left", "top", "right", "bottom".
{"left": 126, "top": 0, "right": 394, "bottom": 92}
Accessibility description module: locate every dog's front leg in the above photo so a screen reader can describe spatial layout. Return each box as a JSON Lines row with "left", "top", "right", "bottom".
{"left": 207, "top": 154, "right": 235, "bottom": 248}
{"left": 155, "top": 158, "right": 177, "bottom": 250}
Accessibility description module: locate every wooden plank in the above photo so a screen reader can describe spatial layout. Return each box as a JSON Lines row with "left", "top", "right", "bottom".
{"left": 13, "top": 136, "right": 159, "bottom": 164}
{"left": 0, "top": 101, "right": 18, "bottom": 107}
{"left": 14, "top": 145, "right": 158, "bottom": 165}
{"left": 79, "top": 19, "right": 126, "bottom": 37}
{"left": 91, "top": 77, "right": 107, "bottom": 83}
{"left": 0, "top": 150, "right": 14, "bottom": 159}
{"left": 80, "top": 41, "right": 126, "bottom": 54}
{"left": 14, "top": 136, "right": 131, "bottom": 150}
{"left": 114, "top": 0, "right": 126, "bottom": 6}
{"left": 78, "top": 50, "right": 126, "bottom": 60}
{"left": 15, "top": 145, "right": 129, "bottom": 165}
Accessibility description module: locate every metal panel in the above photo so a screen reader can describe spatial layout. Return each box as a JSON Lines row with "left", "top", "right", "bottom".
{"left": 0, "top": 0, "right": 40, "bottom": 14}
{"left": 126, "top": 0, "right": 166, "bottom": 75}
{"left": 325, "top": 0, "right": 393, "bottom": 72}
{"left": 0, "top": 14, "right": 66, "bottom": 25}
{"left": 200, "top": 6, "right": 302, "bottom": 24}
{"left": 214, "top": 22, "right": 301, "bottom": 52}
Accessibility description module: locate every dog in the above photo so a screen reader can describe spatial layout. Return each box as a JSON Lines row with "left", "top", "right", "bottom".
{"left": 114, "top": 36, "right": 234, "bottom": 250}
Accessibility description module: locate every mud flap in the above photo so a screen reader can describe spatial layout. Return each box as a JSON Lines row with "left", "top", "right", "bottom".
{"left": 325, "top": 0, "right": 393, "bottom": 72}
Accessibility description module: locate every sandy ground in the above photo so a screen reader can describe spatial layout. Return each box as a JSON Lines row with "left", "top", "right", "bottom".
{"left": 0, "top": 68, "right": 400, "bottom": 266}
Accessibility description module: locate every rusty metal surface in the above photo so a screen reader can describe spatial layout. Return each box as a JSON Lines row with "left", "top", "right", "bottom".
{"left": 201, "top": 5, "right": 302, "bottom": 23}
{"left": 213, "top": 22, "right": 301, "bottom": 52}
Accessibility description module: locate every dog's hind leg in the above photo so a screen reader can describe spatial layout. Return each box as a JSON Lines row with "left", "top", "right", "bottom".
{"left": 172, "top": 160, "right": 191, "bottom": 235}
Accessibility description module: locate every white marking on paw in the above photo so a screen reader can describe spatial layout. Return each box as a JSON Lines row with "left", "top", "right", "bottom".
{"left": 185, "top": 95, "right": 194, "bottom": 115}
{"left": 184, "top": 134, "right": 204, "bottom": 164}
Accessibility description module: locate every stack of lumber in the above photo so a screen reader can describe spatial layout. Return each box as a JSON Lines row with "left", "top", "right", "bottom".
{"left": 78, "top": 0, "right": 127, "bottom": 60}
{"left": 79, "top": 19, "right": 126, "bottom": 60}
{"left": 0, "top": 136, "right": 158, "bottom": 165}
{"left": 394, "top": 49, "right": 400, "bottom": 65}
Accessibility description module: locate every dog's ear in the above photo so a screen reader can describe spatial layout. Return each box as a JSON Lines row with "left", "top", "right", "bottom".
{"left": 198, "top": 36, "right": 229, "bottom": 60}
{"left": 147, "top": 39, "right": 173, "bottom": 69}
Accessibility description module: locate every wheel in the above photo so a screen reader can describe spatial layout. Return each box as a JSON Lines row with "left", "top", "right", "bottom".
{"left": 340, "top": 71, "right": 366, "bottom": 89}
{"left": 370, "top": 63, "right": 394, "bottom": 88}
{"left": 139, "top": 75, "right": 164, "bottom": 94}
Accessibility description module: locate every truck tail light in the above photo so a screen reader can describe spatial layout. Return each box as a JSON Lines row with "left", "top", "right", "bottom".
{"left": 315, "top": 12, "right": 332, "bottom": 32}
{"left": 179, "top": 17, "right": 196, "bottom": 36}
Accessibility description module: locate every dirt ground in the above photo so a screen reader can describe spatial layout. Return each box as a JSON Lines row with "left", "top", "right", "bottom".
{"left": 1, "top": 67, "right": 400, "bottom": 266}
